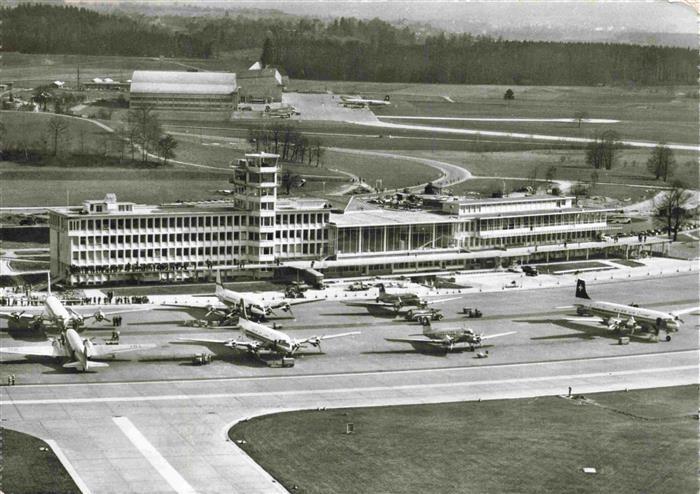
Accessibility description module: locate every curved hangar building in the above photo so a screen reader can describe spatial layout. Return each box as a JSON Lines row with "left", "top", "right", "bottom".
{"left": 129, "top": 70, "right": 239, "bottom": 118}
{"left": 47, "top": 153, "right": 664, "bottom": 286}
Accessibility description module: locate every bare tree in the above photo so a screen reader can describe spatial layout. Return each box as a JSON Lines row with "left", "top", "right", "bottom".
{"left": 646, "top": 143, "right": 676, "bottom": 182}
{"left": 126, "top": 105, "right": 162, "bottom": 163}
{"left": 156, "top": 134, "right": 178, "bottom": 166}
{"left": 313, "top": 138, "right": 324, "bottom": 167}
{"left": 545, "top": 165, "right": 557, "bottom": 183}
{"left": 46, "top": 116, "right": 69, "bottom": 156}
{"left": 654, "top": 181, "right": 693, "bottom": 241}
{"left": 573, "top": 110, "right": 588, "bottom": 129}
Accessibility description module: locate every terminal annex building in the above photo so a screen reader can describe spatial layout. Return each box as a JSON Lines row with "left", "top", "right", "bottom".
{"left": 48, "top": 153, "right": 662, "bottom": 286}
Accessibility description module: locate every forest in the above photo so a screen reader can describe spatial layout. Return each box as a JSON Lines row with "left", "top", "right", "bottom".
{"left": 2, "top": 4, "right": 697, "bottom": 85}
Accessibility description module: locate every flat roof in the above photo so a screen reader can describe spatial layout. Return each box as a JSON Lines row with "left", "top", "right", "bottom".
{"left": 130, "top": 70, "right": 237, "bottom": 95}
{"left": 438, "top": 194, "right": 575, "bottom": 206}
{"left": 330, "top": 210, "right": 456, "bottom": 228}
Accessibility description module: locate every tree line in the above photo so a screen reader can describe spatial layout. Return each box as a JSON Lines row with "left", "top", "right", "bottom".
{"left": 2, "top": 5, "right": 697, "bottom": 85}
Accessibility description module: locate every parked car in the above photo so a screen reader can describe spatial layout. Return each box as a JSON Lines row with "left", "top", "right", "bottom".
{"left": 346, "top": 281, "right": 371, "bottom": 292}
{"left": 405, "top": 308, "right": 444, "bottom": 323}
{"left": 521, "top": 265, "right": 538, "bottom": 277}
{"left": 461, "top": 307, "right": 483, "bottom": 318}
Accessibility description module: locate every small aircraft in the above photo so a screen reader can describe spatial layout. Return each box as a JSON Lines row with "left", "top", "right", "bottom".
{"left": 340, "top": 95, "right": 391, "bottom": 108}
{"left": 346, "top": 284, "right": 461, "bottom": 314}
{"left": 0, "top": 328, "right": 155, "bottom": 372}
{"left": 570, "top": 279, "right": 698, "bottom": 341}
{"left": 385, "top": 320, "right": 516, "bottom": 353}
{"left": 179, "top": 301, "right": 360, "bottom": 358}
{"left": 167, "top": 271, "right": 320, "bottom": 323}
{"left": 0, "top": 275, "right": 147, "bottom": 331}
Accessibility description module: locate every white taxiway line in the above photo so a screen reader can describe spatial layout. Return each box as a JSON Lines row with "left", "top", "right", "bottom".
{"left": 380, "top": 116, "right": 621, "bottom": 123}
{"left": 8, "top": 349, "right": 698, "bottom": 389}
{"left": 113, "top": 417, "right": 197, "bottom": 494}
{"left": 4, "top": 365, "right": 696, "bottom": 406}
{"left": 45, "top": 439, "right": 94, "bottom": 494}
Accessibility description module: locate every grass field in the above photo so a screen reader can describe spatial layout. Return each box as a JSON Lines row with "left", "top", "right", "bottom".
{"left": 1, "top": 428, "right": 81, "bottom": 494}
{"left": 231, "top": 385, "right": 698, "bottom": 494}
{"left": 1, "top": 51, "right": 256, "bottom": 88}
{"left": 289, "top": 81, "right": 699, "bottom": 145}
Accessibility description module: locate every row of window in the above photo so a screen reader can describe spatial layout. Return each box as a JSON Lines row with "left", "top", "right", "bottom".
{"left": 66, "top": 212, "right": 330, "bottom": 232}
{"left": 73, "top": 245, "right": 245, "bottom": 261}
{"left": 74, "top": 232, "right": 245, "bottom": 246}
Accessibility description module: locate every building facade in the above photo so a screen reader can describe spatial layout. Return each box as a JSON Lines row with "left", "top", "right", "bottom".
{"left": 129, "top": 70, "right": 239, "bottom": 118}
{"left": 237, "top": 67, "right": 284, "bottom": 104}
{"left": 49, "top": 153, "right": 647, "bottom": 286}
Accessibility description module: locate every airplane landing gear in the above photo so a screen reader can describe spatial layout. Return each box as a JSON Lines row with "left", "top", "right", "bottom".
{"left": 665, "top": 334, "right": 672, "bottom": 342}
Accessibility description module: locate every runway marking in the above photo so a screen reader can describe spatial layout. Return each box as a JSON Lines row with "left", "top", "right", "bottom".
{"left": 113, "top": 417, "right": 197, "bottom": 494}
{"left": 45, "top": 439, "right": 93, "bottom": 494}
{"left": 4, "top": 365, "right": 696, "bottom": 406}
{"left": 5, "top": 349, "right": 697, "bottom": 389}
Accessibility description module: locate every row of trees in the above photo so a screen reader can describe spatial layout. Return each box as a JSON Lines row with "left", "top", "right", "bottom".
{"left": 248, "top": 125, "right": 324, "bottom": 167}
{"left": 122, "top": 106, "right": 177, "bottom": 165}
{"left": 3, "top": 4, "right": 697, "bottom": 85}
{"left": 584, "top": 131, "right": 682, "bottom": 183}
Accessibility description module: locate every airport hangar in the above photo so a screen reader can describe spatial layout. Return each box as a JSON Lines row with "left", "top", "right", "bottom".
{"left": 47, "top": 152, "right": 667, "bottom": 286}
{"left": 128, "top": 65, "right": 284, "bottom": 119}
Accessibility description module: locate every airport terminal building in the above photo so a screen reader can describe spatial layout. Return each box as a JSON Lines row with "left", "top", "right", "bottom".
{"left": 48, "top": 153, "right": 656, "bottom": 286}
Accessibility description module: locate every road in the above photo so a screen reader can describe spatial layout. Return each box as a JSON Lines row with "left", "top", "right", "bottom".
{"left": 0, "top": 270, "right": 697, "bottom": 493}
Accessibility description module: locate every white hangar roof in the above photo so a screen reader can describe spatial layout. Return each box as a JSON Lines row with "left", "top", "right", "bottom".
{"left": 130, "top": 70, "right": 238, "bottom": 95}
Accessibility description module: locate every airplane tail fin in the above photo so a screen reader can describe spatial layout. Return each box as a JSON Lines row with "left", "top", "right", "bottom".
{"left": 215, "top": 271, "right": 225, "bottom": 298}
{"left": 575, "top": 279, "right": 590, "bottom": 300}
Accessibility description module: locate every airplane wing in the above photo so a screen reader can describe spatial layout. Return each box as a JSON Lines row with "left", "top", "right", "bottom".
{"left": 177, "top": 337, "right": 260, "bottom": 352}
{"left": 384, "top": 337, "right": 448, "bottom": 351}
{"left": 480, "top": 331, "right": 517, "bottom": 340}
{"left": 285, "top": 298, "right": 323, "bottom": 307}
{"left": 670, "top": 306, "right": 700, "bottom": 317}
{"left": 89, "top": 343, "right": 157, "bottom": 357}
{"left": 425, "top": 297, "right": 462, "bottom": 306}
{"left": 0, "top": 342, "right": 63, "bottom": 357}
{"left": 0, "top": 309, "right": 44, "bottom": 321}
{"left": 305, "top": 331, "right": 361, "bottom": 343}
{"left": 82, "top": 307, "right": 151, "bottom": 320}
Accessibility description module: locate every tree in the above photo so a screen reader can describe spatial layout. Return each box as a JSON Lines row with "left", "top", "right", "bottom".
{"left": 156, "top": 134, "right": 177, "bottom": 165}
{"left": 46, "top": 116, "right": 69, "bottom": 156}
{"left": 0, "top": 121, "right": 6, "bottom": 152}
{"left": 646, "top": 143, "right": 676, "bottom": 182}
{"left": 261, "top": 37, "right": 274, "bottom": 67}
{"left": 125, "top": 105, "right": 161, "bottom": 163}
{"left": 654, "top": 181, "right": 692, "bottom": 241}
{"left": 585, "top": 130, "right": 619, "bottom": 170}
{"left": 503, "top": 89, "right": 514, "bottom": 101}
{"left": 545, "top": 165, "right": 557, "bottom": 183}
{"left": 589, "top": 170, "right": 599, "bottom": 193}
{"left": 573, "top": 110, "right": 588, "bottom": 129}
{"left": 281, "top": 171, "right": 304, "bottom": 195}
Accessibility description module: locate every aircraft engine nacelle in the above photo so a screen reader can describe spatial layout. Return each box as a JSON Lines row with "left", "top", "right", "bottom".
{"left": 93, "top": 309, "right": 107, "bottom": 322}
{"left": 9, "top": 311, "right": 24, "bottom": 321}
{"left": 249, "top": 306, "right": 266, "bottom": 318}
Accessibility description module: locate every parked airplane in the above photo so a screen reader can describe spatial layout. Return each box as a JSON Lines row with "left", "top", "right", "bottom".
{"left": 179, "top": 301, "right": 359, "bottom": 357}
{"left": 340, "top": 95, "right": 391, "bottom": 108}
{"left": 346, "top": 284, "right": 460, "bottom": 314}
{"left": 0, "top": 328, "right": 155, "bottom": 372}
{"left": 571, "top": 279, "right": 698, "bottom": 341}
{"left": 386, "top": 320, "right": 516, "bottom": 353}
{"left": 168, "top": 272, "right": 320, "bottom": 323}
{"left": 0, "top": 277, "right": 147, "bottom": 331}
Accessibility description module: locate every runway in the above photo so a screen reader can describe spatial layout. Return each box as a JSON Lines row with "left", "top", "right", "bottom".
{"left": 1, "top": 273, "right": 698, "bottom": 493}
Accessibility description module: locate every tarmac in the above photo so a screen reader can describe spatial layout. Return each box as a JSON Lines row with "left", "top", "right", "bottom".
{"left": 0, "top": 257, "right": 698, "bottom": 493}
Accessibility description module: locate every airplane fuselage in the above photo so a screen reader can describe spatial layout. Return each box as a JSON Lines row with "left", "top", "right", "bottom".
{"left": 45, "top": 295, "right": 83, "bottom": 329}
{"left": 238, "top": 319, "right": 295, "bottom": 355}
{"left": 575, "top": 301, "right": 680, "bottom": 332}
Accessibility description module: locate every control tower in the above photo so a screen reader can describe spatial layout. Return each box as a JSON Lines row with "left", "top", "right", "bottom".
{"left": 230, "top": 152, "right": 279, "bottom": 263}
